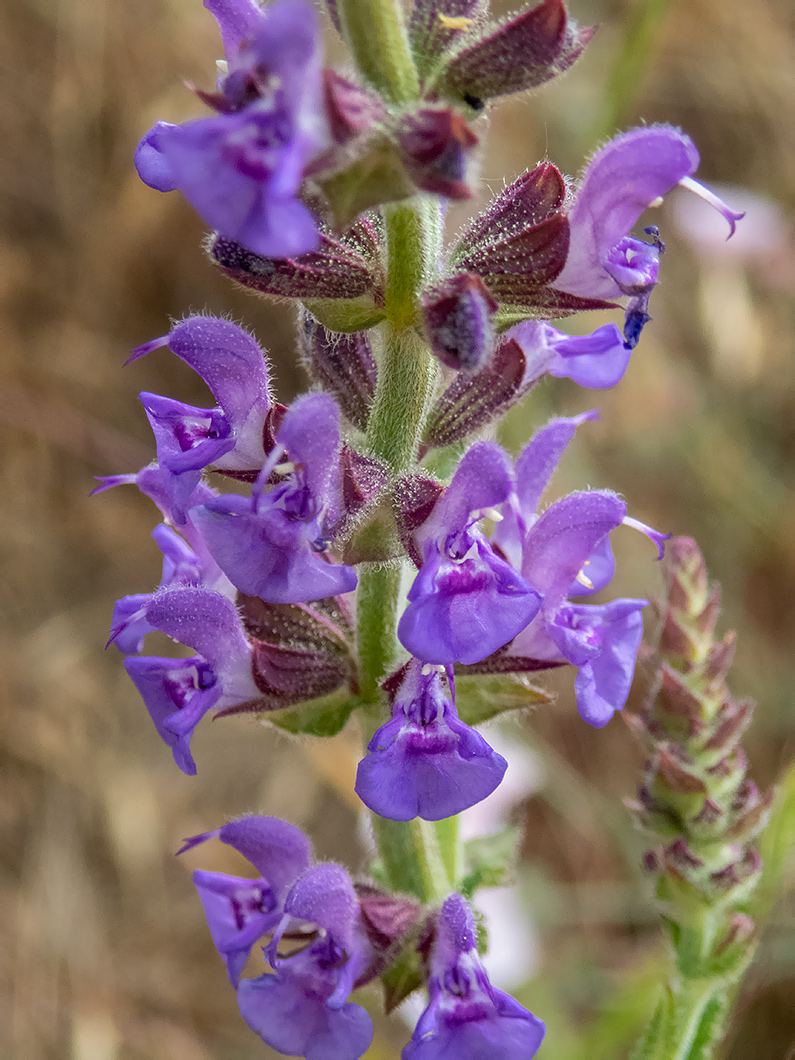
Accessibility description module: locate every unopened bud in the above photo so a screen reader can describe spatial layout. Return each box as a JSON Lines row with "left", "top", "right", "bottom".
{"left": 422, "top": 273, "right": 498, "bottom": 371}
{"left": 300, "top": 317, "right": 377, "bottom": 432}
{"left": 423, "top": 337, "right": 527, "bottom": 449}
{"left": 440, "top": 0, "right": 593, "bottom": 104}
{"left": 715, "top": 912, "right": 755, "bottom": 955}
{"left": 398, "top": 106, "right": 479, "bottom": 199}
{"left": 656, "top": 746, "right": 707, "bottom": 795}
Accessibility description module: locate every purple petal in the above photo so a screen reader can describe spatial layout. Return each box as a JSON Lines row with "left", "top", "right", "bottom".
{"left": 568, "top": 533, "right": 615, "bottom": 597}
{"left": 521, "top": 490, "right": 626, "bottom": 611}
{"left": 566, "top": 600, "right": 647, "bottom": 726}
{"left": 403, "top": 1012, "right": 545, "bottom": 1060}
{"left": 140, "top": 392, "right": 235, "bottom": 473}
{"left": 237, "top": 974, "right": 373, "bottom": 1060}
{"left": 513, "top": 410, "right": 599, "bottom": 518}
{"left": 356, "top": 709, "right": 507, "bottom": 822}
{"left": 130, "top": 317, "right": 272, "bottom": 448}
{"left": 218, "top": 816, "right": 312, "bottom": 892}
{"left": 123, "top": 655, "right": 221, "bottom": 775}
{"left": 421, "top": 442, "right": 514, "bottom": 547}
{"left": 193, "top": 869, "right": 280, "bottom": 985}
{"left": 549, "top": 323, "right": 633, "bottom": 388}
{"left": 144, "top": 586, "right": 254, "bottom": 694}
{"left": 399, "top": 543, "right": 541, "bottom": 665}
{"left": 356, "top": 665, "right": 507, "bottom": 821}
{"left": 159, "top": 112, "right": 320, "bottom": 258}
{"left": 276, "top": 393, "right": 343, "bottom": 515}
{"left": 555, "top": 126, "right": 699, "bottom": 298}
{"left": 284, "top": 863, "right": 358, "bottom": 943}
{"left": 204, "top": 0, "right": 266, "bottom": 58}
{"left": 134, "top": 121, "right": 178, "bottom": 191}
{"left": 108, "top": 594, "right": 155, "bottom": 654}
{"left": 191, "top": 494, "right": 357, "bottom": 603}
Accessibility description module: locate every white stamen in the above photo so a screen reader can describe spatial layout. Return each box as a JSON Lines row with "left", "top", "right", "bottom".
{"left": 678, "top": 176, "right": 745, "bottom": 238}
{"left": 648, "top": 196, "right": 664, "bottom": 208}
{"left": 480, "top": 506, "right": 504, "bottom": 523}
{"left": 216, "top": 60, "right": 228, "bottom": 75}
{"left": 273, "top": 461, "right": 296, "bottom": 475}
{"left": 576, "top": 569, "right": 594, "bottom": 590}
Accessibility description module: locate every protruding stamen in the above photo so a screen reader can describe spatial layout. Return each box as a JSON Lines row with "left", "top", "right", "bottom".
{"left": 216, "top": 60, "right": 228, "bottom": 75}
{"left": 644, "top": 225, "right": 666, "bottom": 254}
{"left": 678, "top": 176, "right": 746, "bottom": 239}
{"left": 623, "top": 515, "right": 672, "bottom": 559}
{"left": 648, "top": 195, "right": 664, "bottom": 208}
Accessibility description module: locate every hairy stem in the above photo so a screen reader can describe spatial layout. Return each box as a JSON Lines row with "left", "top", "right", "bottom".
{"left": 354, "top": 190, "right": 455, "bottom": 901}
{"left": 337, "top": 0, "right": 419, "bottom": 104}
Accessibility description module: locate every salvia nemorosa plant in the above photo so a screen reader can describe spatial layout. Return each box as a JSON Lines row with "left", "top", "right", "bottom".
{"left": 97, "top": 0, "right": 772, "bottom": 1055}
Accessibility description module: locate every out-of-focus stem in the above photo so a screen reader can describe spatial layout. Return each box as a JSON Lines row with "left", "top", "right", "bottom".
{"left": 337, "top": 0, "right": 419, "bottom": 104}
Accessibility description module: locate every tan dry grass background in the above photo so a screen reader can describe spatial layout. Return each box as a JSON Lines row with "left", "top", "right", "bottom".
{"left": 1, "top": 0, "right": 794, "bottom": 1057}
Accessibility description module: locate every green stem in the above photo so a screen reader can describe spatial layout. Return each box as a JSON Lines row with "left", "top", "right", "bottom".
{"left": 353, "top": 190, "right": 457, "bottom": 902}
{"left": 371, "top": 814, "right": 452, "bottom": 902}
{"left": 337, "top": 0, "right": 419, "bottom": 104}
{"left": 356, "top": 565, "right": 401, "bottom": 702}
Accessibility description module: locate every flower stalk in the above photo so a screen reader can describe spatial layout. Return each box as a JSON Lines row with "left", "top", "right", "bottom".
{"left": 628, "top": 538, "right": 770, "bottom": 1059}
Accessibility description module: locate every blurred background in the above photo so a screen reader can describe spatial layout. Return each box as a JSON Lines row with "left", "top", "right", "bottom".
{"left": 2, "top": 0, "right": 793, "bottom": 1056}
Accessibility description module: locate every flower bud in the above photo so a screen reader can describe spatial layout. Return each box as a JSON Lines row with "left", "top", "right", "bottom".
{"left": 300, "top": 316, "right": 377, "bottom": 431}
{"left": 439, "top": 0, "right": 593, "bottom": 106}
{"left": 398, "top": 105, "right": 479, "bottom": 199}
{"left": 421, "top": 273, "right": 498, "bottom": 370}
{"left": 423, "top": 336, "right": 527, "bottom": 449}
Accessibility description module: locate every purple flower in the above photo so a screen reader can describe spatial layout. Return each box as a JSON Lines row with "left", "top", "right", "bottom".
{"left": 238, "top": 863, "right": 374, "bottom": 1060}
{"left": 403, "top": 894, "right": 545, "bottom": 1059}
{"left": 552, "top": 126, "right": 741, "bottom": 348}
{"left": 355, "top": 660, "right": 507, "bottom": 821}
{"left": 191, "top": 393, "right": 357, "bottom": 603}
{"left": 507, "top": 319, "right": 632, "bottom": 389}
{"left": 134, "top": 0, "right": 326, "bottom": 258}
{"left": 127, "top": 316, "right": 274, "bottom": 473}
{"left": 124, "top": 585, "right": 258, "bottom": 773}
{"left": 398, "top": 442, "right": 542, "bottom": 665}
{"left": 109, "top": 522, "right": 233, "bottom": 654}
{"left": 179, "top": 815, "right": 311, "bottom": 986}
{"left": 91, "top": 458, "right": 220, "bottom": 527}
{"left": 492, "top": 414, "right": 649, "bottom": 725}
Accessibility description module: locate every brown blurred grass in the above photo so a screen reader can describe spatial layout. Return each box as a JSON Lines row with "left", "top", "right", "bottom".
{"left": 1, "top": 0, "right": 793, "bottom": 1056}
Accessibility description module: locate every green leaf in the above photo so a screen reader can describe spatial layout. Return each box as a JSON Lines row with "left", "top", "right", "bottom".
{"left": 267, "top": 692, "right": 358, "bottom": 738}
{"left": 629, "top": 989, "right": 675, "bottom": 1060}
{"left": 459, "top": 825, "right": 523, "bottom": 898}
{"left": 684, "top": 995, "right": 728, "bottom": 1060}
{"left": 755, "top": 760, "right": 795, "bottom": 919}
{"left": 455, "top": 674, "right": 553, "bottom": 728}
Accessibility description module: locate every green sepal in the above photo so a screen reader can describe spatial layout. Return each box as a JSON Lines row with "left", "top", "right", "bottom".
{"left": 381, "top": 942, "right": 425, "bottom": 1014}
{"left": 267, "top": 691, "right": 359, "bottom": 738}
{"left": 302, "top": 295, "right": 386, "bottom": 333}
{"left": 454, "top": 674, "right": 553, "bottom": 727}
{"left": 319, "top": 140, "right": 415, "bottom": 231}
{"left": 459, "top": 825, "right": 522, "bottom": 899}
